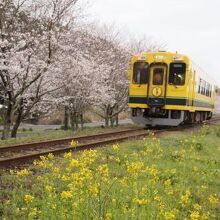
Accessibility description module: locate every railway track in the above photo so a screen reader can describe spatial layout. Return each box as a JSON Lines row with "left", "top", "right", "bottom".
{"left": 0, "top": 128, "right": 149, "bottom": 168}
{"left": 0, "top": 116, "right": 220, "bottom": 168}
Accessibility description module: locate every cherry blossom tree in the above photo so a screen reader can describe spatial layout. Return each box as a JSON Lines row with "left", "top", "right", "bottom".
{"left": 0, "top": 0, "right": 83, "bottom": 138}
{"left": 0, "top": 0, "right": 45, "bottom": 139}
{"left": 52, "top": 27, "right": 97, "bottom": 130}
{"left": 84, "top": 25, "right": 130, "bottom": 127}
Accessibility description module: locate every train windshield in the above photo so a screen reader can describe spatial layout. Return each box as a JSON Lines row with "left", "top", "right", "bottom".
{"left": 133, "top": 62, "right": 149, "bottom": 84}
{"left": 153, "top": 68, "right": 164, "bottom": 85}
{"left": 169, "top": 63, "right": 186, "bottom": 85}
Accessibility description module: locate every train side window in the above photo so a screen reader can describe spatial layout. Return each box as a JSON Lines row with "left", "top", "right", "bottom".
{"left": 153, "top": 68, "right": 164, "bottom": 85}
{"left": 169, "top": 63, "right": 186, "bottom": 85}
{"left": 203, "top": 81, "right": 206, "bottom": 95}
{"left": 206, "top": 83, "right": 210, "bottom": 96}
{"left": 198, "top": 78, "right": 202, "bottom": 93}
{"left": 200, "top": 79, "right": 204, "bottom": 95}
{"left": 133, "top": 62, "right": 149, "bottom": 84}
{"left": 203, "top": 81, "right": 205, "bottom": 95}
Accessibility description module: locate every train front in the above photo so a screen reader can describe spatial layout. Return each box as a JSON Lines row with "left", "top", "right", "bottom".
{"left": 128, "top": 51, "right": 189, "bottom": 126}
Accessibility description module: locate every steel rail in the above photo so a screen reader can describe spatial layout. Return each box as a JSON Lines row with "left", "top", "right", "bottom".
{"left": 0, "top": 128, "right": 154, "bottom": 168}
{"left": 0, "top": 128, "right": 144, "bottom": 153}
{"left": 0, "top": 117, "right": 220, "bottom": 168}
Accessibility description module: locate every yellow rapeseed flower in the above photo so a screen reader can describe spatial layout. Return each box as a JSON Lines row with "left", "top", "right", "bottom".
{"left": 33, "top": 160, "right": 46, "bottom": 168}
{"left": 89, "top": 185, "right": 99, "bottom": 197}
{"left": 24, "top": 194, "right": 34, "bottom": 203}
{"left": 164, "top": 211, "right": 175, "bottom": 220}
{"left": 164, "top": 179, "right": 171, "bottom": 187}
{"left": 159, "top": 203, "right": 165, "bottom": 213}
{"left": 39, "top": 156, "right": 47, "bottom": 161}
{"left": 133, "top": 198, "right": 149, "bottom": 206}
{"left": 208, "top": 194, "right": 219, "bottom": 205}
{"left": 61, "top": 175, "right": 69, "bottom": 181}
{"left": 148, "top": 165, "right": 158, "bottom": 176}
{"left": 51, "top": 204, "right": 57, "bottom": 209}
{"left": 21, "top": 207, "right": 28, "bottom": 212}
{"left": 61, "top": 191, "right": 73, "bottom": 200}
{"left": 112, "top": 143, "right": 119, "bottom": 151}
{"left": 80, "top": 167, "right": 93, "bottom": 181}
{"left": 64, "top": 152, "right": 72, "bottom": 159}
{"left": 115, "top": 157, "right": 121, "bottom": 163}
{"left": 47, "top": 153, "right": 54, "bottom": 160}
{"left": 201, "top": 213, "right": 209, "bottom": 220}
{"left": 165, "top": 188, "right": 174, "bottom": 195}
{"left": 180, "top": 190, "right": 191, "bottom": 206}
{"left": 16, "top": 169, "right": 30, "bottom": 177}
{"left": 97, "top": 164, "right": 109, "bottom": 177}
{"left": 28, "top": 208, "right": 37, "bottom": 218}
{"left": 70, "top": 140, "right": 78, "bottom": 148}
{"left": 45, "top": 185, "right": 53, "bottom": 192}
{"left": 106, "top": 212, "right": 112, "bottom": 220}
{"left": 112, "top": 198, "right": 116, "bottom": 205}
{"left": 69, "top": 158, "right": 79, "bottom": 168}
{"left": 190, "top": 211, "right": 200, "bottom": 220}
{"left": 52, "top": 167, "right": 60, "bottom": 173}
{"left": 164, "top": 209, "right": 178, "bottom": 220}
{"left": 127, "top": 161, "right": 144, "bottom": 175}
{"left": 154, "top": 195, "right": 161, "bottom": 202}
{"left": 80, "top": 150, "right": 98, "bottom": 166}
{"left": 193, "top": 203, "right": 202, "bottom": 211}
{"left": 119, "top": 178, "right": 128, "bottom": 186}
{"left": 72, "top": 202, "right": 78, "bottom": 208}
{"left": 201, "top": 185, "right": 208, "bottom": 192}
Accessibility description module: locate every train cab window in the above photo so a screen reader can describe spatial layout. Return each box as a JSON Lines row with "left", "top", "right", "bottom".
{"left": 153, "top": 68, "right": 164, "bottom": 85}
{"left": 133, "top": 62, "right": 149, "bottom": 84}
{"left": 169, "top": 63, "right": 186, "bottom": 85}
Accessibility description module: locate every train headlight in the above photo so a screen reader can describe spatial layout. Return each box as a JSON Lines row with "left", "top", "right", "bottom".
{"left": 173, "top": 55, "right": 184, "bottom": 61}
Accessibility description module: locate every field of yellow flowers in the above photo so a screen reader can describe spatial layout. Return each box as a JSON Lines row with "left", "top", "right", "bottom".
{"left": 0, "top": 125, "right": 219, "bottom": 219}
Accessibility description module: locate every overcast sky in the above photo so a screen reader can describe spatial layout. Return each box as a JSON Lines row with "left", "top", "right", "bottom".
{"left": 85, "top": 0, "right": 220, "bottom": 86}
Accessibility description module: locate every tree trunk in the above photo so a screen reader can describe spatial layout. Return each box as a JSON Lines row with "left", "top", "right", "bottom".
{"left": 105, "top": 116, "right": 109, "bottom": 127}
{"left": 11, "top": 117, "right": 21, "bottom": 138}
{"left": 109, "top": 106, "right": 114, "bottom": 127}
{"left": 110, "top": 117, "right": 114, "bottom": 127}
{"left": 115, "top": 114, "right": 119, "bottom": 127}
{"left": 70, "top": 111, "right": 75, "bottom": 131}
{"left": 63, "top": 106, "right": 69, "bottom": 130}
{"left": 2, "top": 102, "right": 13, "bottom": 140}
{"left": 11, "top": 98, "right": 24, "bottom": 138}
{"left": 80, "top": 113, "right": 84, "bottom": 129}
{"left": 75, "top": 112, "right": 79, "bottom": 130}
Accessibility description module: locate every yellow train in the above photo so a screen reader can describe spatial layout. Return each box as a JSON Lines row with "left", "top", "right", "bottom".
{"left": 128, "top": 51, "right": 218, "bottom": 126}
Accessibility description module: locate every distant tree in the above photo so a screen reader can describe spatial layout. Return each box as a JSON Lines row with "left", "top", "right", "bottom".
{"left": 53, "top": 28, "right": 96, "bottom": 130}
{"left": 127, "top": 36, "right": 165, "bottom": 54}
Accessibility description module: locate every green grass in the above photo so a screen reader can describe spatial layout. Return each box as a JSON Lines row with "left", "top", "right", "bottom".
{"left": 0, "top": 125, "right": 219, "bottom": 219}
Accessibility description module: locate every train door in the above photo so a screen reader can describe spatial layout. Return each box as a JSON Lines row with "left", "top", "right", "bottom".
{"left": 148, "top": 64, "right": 167, "bottom": 106}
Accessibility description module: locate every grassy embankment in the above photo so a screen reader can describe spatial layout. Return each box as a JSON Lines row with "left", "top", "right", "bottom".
{"left": 0, "top": 125, "right": 219, "bottom": 219}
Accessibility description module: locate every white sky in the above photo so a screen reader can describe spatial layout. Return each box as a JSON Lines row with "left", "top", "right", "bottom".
{"left": 85, "top": 0, "right": 220, "bottom": 86}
